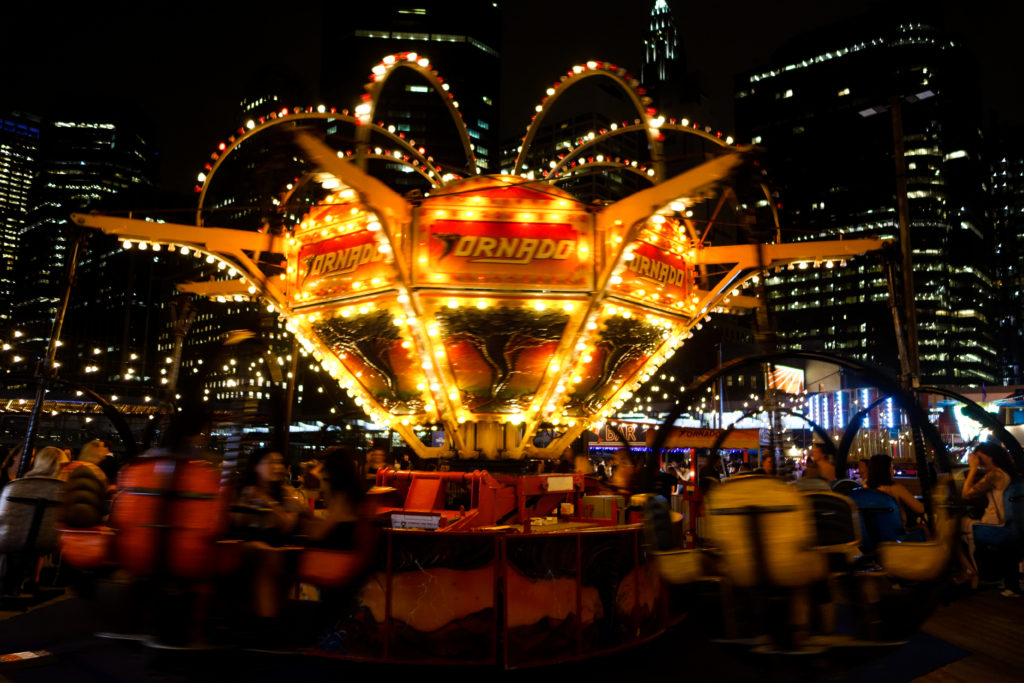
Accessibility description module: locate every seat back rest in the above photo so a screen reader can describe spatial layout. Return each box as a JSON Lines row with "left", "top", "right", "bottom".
{"left": 706, "top": 475, "right": 827, "bottom": 588}
{"left": 846, "top": 487, "right": 904, "bottom": 553}
{"left": 803, "top": 491, "right": 862, "bottom": 549}
{"left": 0, "top": 478, "right": 64, "bottom": 554}
{"left": 1004, "top": 478, "right": 1024, "bottom": 542}
{"left": 404, "top": 475, "right": 446, "bottom": 511}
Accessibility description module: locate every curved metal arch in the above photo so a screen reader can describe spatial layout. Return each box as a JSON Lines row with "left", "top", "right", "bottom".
{"left": 548, "top": 121, "right": 733, "bottom": 180}
{"left": 277, "top": 158, "right": 441, "bottom": 220}
{"left": 648, "top": 351, "right": 950, "bottom": 478}
{"left": 50, "top": 378, "right": 140, "bottom": 461}
{"left": 548, "top": 161, "right": 657, "bottom": 184}
{"left": 707, "top": 406, "right": 836, "bottom": 470}
{"left": 835, "top": 393, "right": 893, "bottom": 474}
{"left": 357, "top": 57, "right": 476, "bottom": 175}
{"left": 514, "top": 66, "right": 661, "bottom": 177}
{"left": 343, "top": 151, "right": 441, "bottom": 188}
{"left": 196, "top": 111, "right": 438, "bottom": 225}
{"left": 916, "top": 385, "right": 1024, "bottom": 475}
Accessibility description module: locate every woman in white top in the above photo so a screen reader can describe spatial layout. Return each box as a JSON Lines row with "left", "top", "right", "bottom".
{"left": 956, "top": 441, "right": 1015, "bottom": 586}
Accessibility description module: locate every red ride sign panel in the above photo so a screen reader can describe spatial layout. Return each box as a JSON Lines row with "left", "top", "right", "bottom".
{"left": 612, "top": 241, "right": 694, "bottom": 305}
{"left": 296, "top": 230, "right": 391, "bottom": 298}
{"left": 420, "top": 219, "right": 589, "bottom": 288}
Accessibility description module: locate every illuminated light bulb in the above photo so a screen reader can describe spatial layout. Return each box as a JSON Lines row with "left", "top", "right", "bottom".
{"left": 610, "top": 275, "right": 623, "bottom": 284}
{"left": 397, "top": 294, "right": 409, "bottom": 303}
{"left": 367, "top": 221, "right": 381, "bottom": 231}
{"left": 122, "top": 239, "right": 133, "bottom": 249}
{"left": 534, "top": 301, "right": 546, "bottom": 311}
{"left": 550, "top": 363, "right": 560, "bottom": 372}
{"left": 586, "top": 321, "right": 598, "bottom": 330}
{"left": 651, "top": 214, "right": 666, "bottom": 224}
{"left": 138, "top": 241, "right": 148, "bottom": 251}
{"left": 393, "top": 317, "right": 406, "bottom": 326}
{"left": 428, "top": 325, "right": 439, "bottom": 336}
{"left": 447, "top": 299, "right": 459, "bottom": 309}
{"left": 582, "top": 354, "right": 593, "bottom": 363}
{"left": 476, "top": 300, "right": 488, "bottom": 309}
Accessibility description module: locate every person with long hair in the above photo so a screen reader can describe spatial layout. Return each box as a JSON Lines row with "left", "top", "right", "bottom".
{"left": 24, "top": 446, "right": 69, "bottom": 479}
{"left": 866, "top": 453, "right": 924, "bottom": 527}
{"left": 233, "top": 448, "right": 309, "bottom": 624}
{"left": 234, "top": 448, "right": 307, "bottom": 545}
{"left": 304, "top": 446, "right": 366, "bottom": 550}
{"left": 957, "top": 441, "right": 1016, "bottom": 587}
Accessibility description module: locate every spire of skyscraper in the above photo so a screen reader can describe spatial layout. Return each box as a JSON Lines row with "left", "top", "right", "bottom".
{"left": 642, "top": 0, "right": 681, "bottom": 86}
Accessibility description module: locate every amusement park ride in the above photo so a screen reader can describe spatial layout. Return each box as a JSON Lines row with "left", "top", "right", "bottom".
{"left": 51, "top": 54, "right": 988, "bottom": 666}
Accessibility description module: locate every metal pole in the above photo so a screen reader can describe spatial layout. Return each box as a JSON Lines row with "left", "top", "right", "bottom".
{"left": 282, "top": 336, "right": 299, "bottom": 457}
{"left": 891, "top": 98, "right": 932, "bottom": 502}
{"left": 717, "top": 342, "right": 725, "bottom": 429}
{"left": 890, "top": 97, "right": 921, "bottom": 389}
{"left": 20, "top": 228, "right": 86, "bottom": 476}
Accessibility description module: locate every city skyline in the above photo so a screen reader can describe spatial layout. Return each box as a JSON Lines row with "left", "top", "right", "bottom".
{"left": 2, "top": 1, "right": 1021, "bottom": 194}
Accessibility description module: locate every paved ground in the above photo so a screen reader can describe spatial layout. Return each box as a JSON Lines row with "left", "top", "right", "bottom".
{"left": 1, "top": 583, "right": 1020, "bottom": 682}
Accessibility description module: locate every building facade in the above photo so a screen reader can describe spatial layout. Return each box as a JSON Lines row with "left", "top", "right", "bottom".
{"left": 735, "top": 11, "right": 996, "bottom": 386}
{"left": 0, "top": 112, "right": 41, "bottom": 330}
{"left": 991, "top": 129, "right": 1024, "bottom": 384}
{"left": 5, "top": 116, "right": 160, "bottom": 393}
{"left": 321, "top": 2, "right": 502, "bottom": 181}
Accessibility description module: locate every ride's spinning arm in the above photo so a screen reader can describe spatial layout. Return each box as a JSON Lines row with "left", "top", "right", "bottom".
{"left": 71, "top": 137, "right": 882, "bottom": 461}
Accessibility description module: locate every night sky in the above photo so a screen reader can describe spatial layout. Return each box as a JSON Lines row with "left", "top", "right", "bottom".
{"left": 2, "top": 0, "right": 1021, "bottom": 195}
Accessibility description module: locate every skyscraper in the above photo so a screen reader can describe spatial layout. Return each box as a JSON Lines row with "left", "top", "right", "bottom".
{"left": 642, "top": 0, "right": 681, "bottom": 89}
{"left": 321, "top": 3, "right": 502, "bottom": 180}
{"left": 991, "top": 129, "right": 1024, "bottom": 384}
{"left": 7, "top": 115, "right": 159, "bottom": 394}
{"left": 0, "top": 112, "right": 40, "bottom": 328}
{"left": 734, "top": 9, "right": 996, "bottom": 386}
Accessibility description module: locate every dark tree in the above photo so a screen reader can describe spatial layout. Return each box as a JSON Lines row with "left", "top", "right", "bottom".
{"left": 436, "top": 307, "right": 569, "bottom": 404}
{"left": 312, "top": 310, "right": 401, "bottom": 394}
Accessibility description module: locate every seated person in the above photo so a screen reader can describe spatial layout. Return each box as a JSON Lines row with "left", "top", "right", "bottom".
{"left": 304, "top": 447, "right": 366, "bottom": 550}
{"left": 1, "top": 446, "right": 67, "bottom": 595}
{"left": 793, "top": 459, "right": 832, "bottom": 491}
{"left": 866, "top": 453, "right": 924, "bottom": 529}
{"left": 809, "top": 443, "right": 837, "bottom": 483}
{"left": 25, "top": 446, "right": 69, "bottom": 479}
{"left": 233, "top": 448, "right": 308, "bottom": 545}
{"left": 957, "top": 441, "right": 1014, "bottom": 586}
{"left": 62, "top": 440, "right": 115, "bottom": 496}
{"left": 233, "top": 448, "right": 309, "bottom": 622}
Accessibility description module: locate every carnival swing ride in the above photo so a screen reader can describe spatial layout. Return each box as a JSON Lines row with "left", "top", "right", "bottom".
{"left": 60, "top": 54, "right": 962, "bottom": 665}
